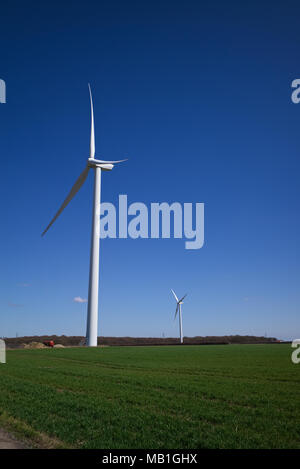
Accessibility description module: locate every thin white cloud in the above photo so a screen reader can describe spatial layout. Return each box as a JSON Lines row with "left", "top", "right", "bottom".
{"left": 17, "top": 283, "right": 30, "bottom": 287}
{"left": 73, "top": 296, "right": 87, "bottom": 304}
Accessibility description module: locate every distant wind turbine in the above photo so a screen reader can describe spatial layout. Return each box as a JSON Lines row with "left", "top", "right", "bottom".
{"left": 42, "top": 85, "right": 126, "bottom": 346}
{"left": 171, "top": 289, "right": 187, "bottom": 344}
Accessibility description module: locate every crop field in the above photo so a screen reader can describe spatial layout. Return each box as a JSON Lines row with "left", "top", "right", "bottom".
{"left": 0, "top": 344, "right": 299, "bottom": 449}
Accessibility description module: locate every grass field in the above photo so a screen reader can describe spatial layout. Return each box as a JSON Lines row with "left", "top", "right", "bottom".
{"left": 0, "top": 344, "right": 299, "bottom": 449}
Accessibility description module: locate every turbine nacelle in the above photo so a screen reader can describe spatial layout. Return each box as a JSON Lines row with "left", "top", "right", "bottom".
{"left": 87, "top": 158, "right": 127, "bottom": 171}
{"left": 87, "top": 158, "right": 114, "bottom": 171}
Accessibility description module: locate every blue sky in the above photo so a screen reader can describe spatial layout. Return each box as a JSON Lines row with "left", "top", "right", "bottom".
{"left": 0, "top": 0, "right": 299, "bottom": 340}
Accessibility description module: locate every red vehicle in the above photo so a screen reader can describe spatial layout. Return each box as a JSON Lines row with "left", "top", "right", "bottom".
{"left": 43, "top": 340, "right": 54, "bottom": 348}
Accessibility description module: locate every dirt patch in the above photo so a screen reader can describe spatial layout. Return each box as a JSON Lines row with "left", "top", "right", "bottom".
{"left": 0, "top": 412, "right": 69, "bottom": 449}
{"left": 0, "top": 428, "right": 26, "bottom": 449}
{"left": 24, "top": 342, "right": 46, "bottom": 349}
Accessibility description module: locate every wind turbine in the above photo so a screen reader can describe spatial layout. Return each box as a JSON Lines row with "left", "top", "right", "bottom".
{"left": 42, "top": 85, "right": 126, "bottom": 346}
{"left": 171, "top": 289, "right": 187, "bottom": 344}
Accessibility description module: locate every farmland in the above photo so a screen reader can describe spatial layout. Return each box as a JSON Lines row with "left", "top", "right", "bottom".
{"left": 0, "top": 345, "right": 299, "bottom": 449}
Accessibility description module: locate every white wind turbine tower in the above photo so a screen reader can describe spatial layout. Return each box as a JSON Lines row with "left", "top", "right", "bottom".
{"left": 42, "top": 85, "right": 126, "bottom": 346}
{"left": 171, "top": 289, "right": 187, "bottom": 344}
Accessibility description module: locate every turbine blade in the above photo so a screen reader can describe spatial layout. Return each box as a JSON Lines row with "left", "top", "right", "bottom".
{"left": 174, "top": 304, "right": 179, "bottom": 319}
{"left": 42, "top": 167, "right": 89, "bottom": 236}
{"left": 171, "top": 289, "right": 179, "bottom": 302}
{"left": 179, "top": 293, "right": 187, "bottom": 303}
{"left": 93, "top": 159, "right": 128, "bottom": 164}
{"left": 88, "top": 84, "right": 95, "bottom": 159}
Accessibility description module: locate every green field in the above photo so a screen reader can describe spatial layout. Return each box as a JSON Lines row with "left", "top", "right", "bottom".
{"left": 0, "top": 345, "right": 299, "bottom": 449}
